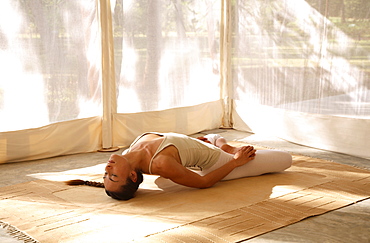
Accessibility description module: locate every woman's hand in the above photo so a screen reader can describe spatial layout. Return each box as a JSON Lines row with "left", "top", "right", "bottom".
{"left": 233, "top": 146, "right": 256, "bottom": 167}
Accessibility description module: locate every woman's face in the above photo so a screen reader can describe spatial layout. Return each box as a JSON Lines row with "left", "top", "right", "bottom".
{"left": 103, "top": 154, "right": 131, "bottom": 192}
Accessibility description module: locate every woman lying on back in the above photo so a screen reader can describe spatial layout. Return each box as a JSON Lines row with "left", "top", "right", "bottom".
{"left": 67, "top": 132, "right": 292, "bottom": 200}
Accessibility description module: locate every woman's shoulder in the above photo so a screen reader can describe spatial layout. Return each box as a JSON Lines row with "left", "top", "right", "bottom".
{"left": 151, "top": 147, "right": 182, "bottom": 173}
{"left": 152, "top": 157, "right": 184, "bottom": 178}
{"left": 131, "top": 133, "right": 163, "bottom": 150}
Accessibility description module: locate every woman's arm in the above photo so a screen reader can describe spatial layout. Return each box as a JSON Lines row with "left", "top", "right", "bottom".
{"left": 156, "top": 146, "right": 256, "bottom": 188}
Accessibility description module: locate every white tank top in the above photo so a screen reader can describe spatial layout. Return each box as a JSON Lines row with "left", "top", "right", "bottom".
{"left": 124, "top": 132, "right": 221, "bottom": 174}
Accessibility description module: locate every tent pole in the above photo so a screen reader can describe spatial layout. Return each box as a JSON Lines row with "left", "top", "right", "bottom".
{"left": 220, "top": 0, "right": 233, "bottom": 128}
{"left": 98, "top": 0, "right": 119, "bottom": 151}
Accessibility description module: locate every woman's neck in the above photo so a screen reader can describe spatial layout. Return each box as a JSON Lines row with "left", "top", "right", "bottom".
{"left": 125, "top": 148, "right": 151, "bottom": 174}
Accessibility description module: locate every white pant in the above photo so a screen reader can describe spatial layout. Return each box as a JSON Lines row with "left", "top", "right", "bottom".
{"left": 196, "top": 149, "right": 292, "bottom": 180}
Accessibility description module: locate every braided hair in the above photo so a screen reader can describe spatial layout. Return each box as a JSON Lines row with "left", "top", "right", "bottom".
{"left": 65, "top": 170, "right": 144, "bottom": 200}
{"left": 65, "top": 179, "right": 104, "bottom": 187}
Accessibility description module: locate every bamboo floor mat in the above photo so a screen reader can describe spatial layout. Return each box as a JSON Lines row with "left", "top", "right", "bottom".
{"left": 0, "top": 143, "right": 369, "bottom": 242}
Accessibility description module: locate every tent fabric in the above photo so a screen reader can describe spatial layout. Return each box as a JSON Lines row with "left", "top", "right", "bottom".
{"left": 0, "top": 101, "right": 222, "bottom": 164}
{"left": 113, "top": 100, "right": 224, "bottom": 147}
{"left": 0, "top": 0, "right": 369, "bottom": 163}
{"left": 231, "top": 0, "right": 370, "bottom": 158}
{"left": 0, "top": 117, "right": 102, "bottom": 163}
{"left": 233, "top": 102, "right": 370, "bottom": 159}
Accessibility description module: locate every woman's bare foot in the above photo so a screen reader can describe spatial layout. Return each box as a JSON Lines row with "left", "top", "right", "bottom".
{"left": 197, "top": 136, "right": 211, "bottom": 143}
{"left": 198, "top": 136, "right": 256, "bottom": 157}
{"left": 220, "top": 144, "right": 245, "bottom": 154}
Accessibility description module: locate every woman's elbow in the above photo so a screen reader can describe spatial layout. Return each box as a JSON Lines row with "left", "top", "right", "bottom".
{"left": 197, "top": 178, "right": 216, "bottom": 189}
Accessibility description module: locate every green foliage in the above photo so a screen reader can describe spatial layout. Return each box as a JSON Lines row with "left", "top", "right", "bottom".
{"left": 305, "top": 0, "right": 370, "bottom": 39}
{"left": 306, "top": 0, "right": 370, "bottom": 20}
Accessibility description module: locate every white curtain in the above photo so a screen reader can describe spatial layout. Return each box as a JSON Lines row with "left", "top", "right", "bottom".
{"left": 1, "top": 0, "right": 369, "bottom": 163}
{"left": 110, "top": 0, "right": 223, "bottom": 146}
{"left": 0, "top": 0, "right": 103, "bottom": 162}
{"left": 232, "top": 0, "right": 370, "bottom": 159}
{"left": 0, "top": 0, "right": 223, "bottom": 163}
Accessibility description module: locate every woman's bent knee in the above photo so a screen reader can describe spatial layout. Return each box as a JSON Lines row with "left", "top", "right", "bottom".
{"left": 278, "top": 151, "right": 292, "bottom": 171}
{"left": 256, "top": 150, "right": 292, "bottom": 172}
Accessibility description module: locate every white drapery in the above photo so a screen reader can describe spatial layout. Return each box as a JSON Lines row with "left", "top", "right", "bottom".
{"left": 0, "top": 0, "right": 223, "bottom": 163}
{"left": 231, "top": 0, "right": 370, "bottom": 159}
{"left": 0, "top": 0, "right": 369, "bottom": 163}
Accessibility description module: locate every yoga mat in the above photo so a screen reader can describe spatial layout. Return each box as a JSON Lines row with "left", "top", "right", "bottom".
{"left": 0, "top": 143, "right": 369, "bottom": 242}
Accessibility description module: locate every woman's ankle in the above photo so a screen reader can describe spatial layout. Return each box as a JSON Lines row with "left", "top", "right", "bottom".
{"left": 220, "top": 144, "right": 237, "bottom": 154}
